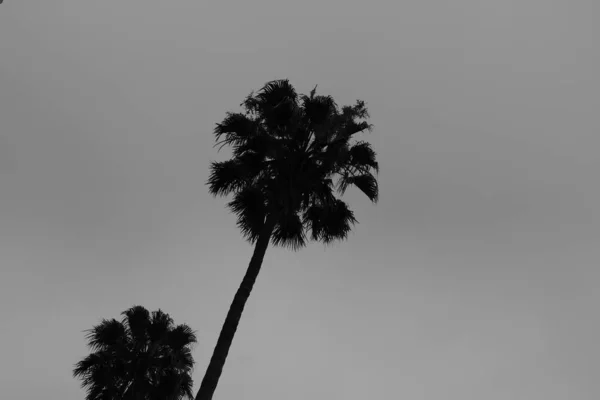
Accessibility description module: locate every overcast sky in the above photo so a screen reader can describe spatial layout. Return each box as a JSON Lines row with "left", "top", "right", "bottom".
{"left": 1, "top": 1, "right": 599, "bottom": 399}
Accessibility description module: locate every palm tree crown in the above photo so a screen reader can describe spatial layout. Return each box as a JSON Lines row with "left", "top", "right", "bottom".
{"left": 208, "top": 79, "right": 379, "bottom": 249}
{"left": 73, "top": 305, "right": 197, "bottom": 400}
{"left": 195, "top": 80, "right": 379, "bottom": 400}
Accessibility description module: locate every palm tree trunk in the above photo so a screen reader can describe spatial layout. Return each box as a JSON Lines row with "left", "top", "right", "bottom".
{"left": 194, "top": 214, "right": 278, "bottom": 400}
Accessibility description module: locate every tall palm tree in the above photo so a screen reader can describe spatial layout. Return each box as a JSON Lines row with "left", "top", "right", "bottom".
{"left": 74, "top": 305, "right": 197, "bottom": 400}
{"left": 196, "top": 79, "right": 379, "bottom": 400}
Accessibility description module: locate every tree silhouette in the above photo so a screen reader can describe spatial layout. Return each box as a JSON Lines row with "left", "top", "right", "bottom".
{"left": 196, "top": 79, "right": 379, "bottom": 400}
{"left": 74, "top": 305, "right": 197, "bottom": 400}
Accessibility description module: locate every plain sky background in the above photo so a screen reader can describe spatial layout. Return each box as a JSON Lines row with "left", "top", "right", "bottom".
{"left": 1, "top": 1, "right": 599, "bottom": 399}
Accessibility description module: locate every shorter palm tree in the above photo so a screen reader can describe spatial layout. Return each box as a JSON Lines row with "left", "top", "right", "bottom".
{"left": 74, "top": 305, "right": 197, "bottom": 400}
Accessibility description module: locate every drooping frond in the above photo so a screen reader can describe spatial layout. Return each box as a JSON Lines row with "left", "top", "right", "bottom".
{"left": 338, "top": 173, "right": 379, "bottom": 202}
{"left": 271, "top": 212, "right": 306, "bottom": 250}
{"left": 303, "top": 199, "right": 357, "bottom": 243}
{"left": 227, "top": 185, "right": 267, "bottom": 243}
{"left": 349, "top": 141, "right": 379, "bottom": 173}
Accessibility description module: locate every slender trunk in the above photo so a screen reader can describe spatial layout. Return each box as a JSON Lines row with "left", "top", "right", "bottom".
{"left": 194, "top": 214, "right": 277, "bottom": 400}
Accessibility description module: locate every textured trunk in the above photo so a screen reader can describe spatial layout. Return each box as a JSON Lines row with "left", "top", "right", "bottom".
{"left": 194, "top": 214, "right": 277, "bottom": 400}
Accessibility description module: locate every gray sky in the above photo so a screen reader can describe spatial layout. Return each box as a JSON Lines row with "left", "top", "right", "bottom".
{"left": 1, "top": 1, "right": 599, "bottom": 399}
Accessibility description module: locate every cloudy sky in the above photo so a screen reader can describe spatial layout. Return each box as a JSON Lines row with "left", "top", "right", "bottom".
{"left": 1, "top": 1, "right": 599, "bottom": 399}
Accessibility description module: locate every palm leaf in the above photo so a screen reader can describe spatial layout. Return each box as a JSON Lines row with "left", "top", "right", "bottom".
{"left": 304, "top": 199, "right": 357, "bottom": 243}
{"left": 122, "top": 306, "right": 150, "bottom": 345}
{"left": 167, "top": 324, "right": 198, "bottom": 352}
{"left": 271, "top": 212, "right": 306, "bottom": 250}
{"left": 255, "top": 79, "right": 297, "bottom": 108}
{"left": 214, "top": 113, "right": 258, "bottom": 146}
{"left": 338, "top": 173, "right": 379, "bottom": 202}
{"left": 207, "top": 160, "right": 248, "bottom": 197}
{"left": 83, "top": 319, "right": 126, "bottom": 352}
{"left": 147, "top": 310, "right": 174, "bottom": 345}
{"left": 227, "top": 185, "right": 267, "bottom": 243}
{"left": 349, "top": 141, "right": 379, "bottom": 173}
{"left": 302, "top": 94, "right": 338, "bottom": 126}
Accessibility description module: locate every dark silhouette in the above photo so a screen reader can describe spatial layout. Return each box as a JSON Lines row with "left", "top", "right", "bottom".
{"left": 196, "top": 79, "right": 379, "bottom": 400}
{"left": 74, "top": 305, "right": 197, "bottom": 400}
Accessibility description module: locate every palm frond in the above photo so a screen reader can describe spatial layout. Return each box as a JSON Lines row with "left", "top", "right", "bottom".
{"left": 213, "top": 113, "right": 258, "bottom": 146}
{"left": 271, "top": 212, "right": 306, "bottom": 250}
{"left": 150, "top": 370, "right": 194, "bottom": 400}
{"left": 255, "top": 79, "right": 297, "bottom": 108}
{"left": 341, "top": 100, "right": 370, "bottom": 120}
{"left": 207, "top": 160, "right": 248, "bottom": 197}
{"left": 338, "top": 119, "right": 372, "bottom": 139}
{"left": 147, "top": 310, "right": 174, "bottom": 344}
{"left": 85, "top": 383, "right": 107, "bottom": 400}
{"left": 73, "top": 353, "right": 105, "bottom": 379}
{"left": 338, "top": 173, "right": 379, "bottom": 202}
{"left": 254, "top": 79, "right": 299, "bottom": 129}
{"left": 349, "top": 141, "right": 379, "bottom": 173}
{"left": 303, "top": 199, "right": 357, "bottom": 243}
{"left": 122, "top": 305, "right": 150, "bottom": 345}
{"left": 75, "top": 352, "right": 119, "bottom": 400}
{"left": 83, "top": 319, "right": 126, "bottom": 352}
{"left": 240, "top": 90, "right": 260, "bottom": 114}
{"left": 178, "top": 373, "right": 195, "bottom": 400}
{"left": 167, "top": 324, "right": 198, "bottom": 352}
{"left": 302, "top": 94, "right": 338, "bottom": 126}
{"left": 309, "top": 178, "right": 337, "bottom": 206}
{"left": 227, "top": 185, "right": 267, "bottom": 243}
{"left": 319, "top": 140, "right": 351, "bottom": 173}
{"left": 232, "top": 135, "right": 274, "bottom": 160}
{"left": 169, "top": 347, "right": 195, "bottom": 371}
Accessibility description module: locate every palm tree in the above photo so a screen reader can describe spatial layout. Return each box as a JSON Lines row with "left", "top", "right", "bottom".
{"left": 74, "top": 305, "right": 197, "bottom": 400}
{"left": 196, "top": 79, "right": 379, "bottom": 400}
